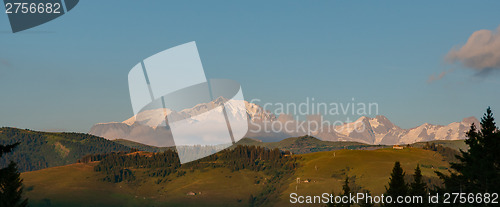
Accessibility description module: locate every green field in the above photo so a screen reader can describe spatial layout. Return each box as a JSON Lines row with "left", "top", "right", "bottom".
{"left": 23, "top": 162, "right": 267, "bottom": 207}
{"left": 235, "top": 136, "right": 379, "bottom": 154}
{"left": 276, "top": 148, "right": 449, "bottom": 206}
{"left": 22, "top": 147, "right": 450, "bottom": 207}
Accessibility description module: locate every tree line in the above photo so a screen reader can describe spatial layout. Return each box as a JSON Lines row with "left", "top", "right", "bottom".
{"left": 422, "top": 142, "right": 461, "bottom": 163}
{"left": 86, "top": 145, "right": 298, "bottom": 206}
{"left": 0, "top": 127, "right": 130, "bottom": 172}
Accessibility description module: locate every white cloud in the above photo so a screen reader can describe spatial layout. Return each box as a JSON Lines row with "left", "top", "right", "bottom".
{"left": 446, "top": 25, "right": 500, "bottom": 72}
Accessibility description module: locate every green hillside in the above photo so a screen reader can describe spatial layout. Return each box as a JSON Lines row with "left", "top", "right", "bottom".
{"left": 113, "top": 136, "right": 376, "bottom": 155}
{"left": 23, "top": 163, "right": 266, "bottom": 207}
{"left": 0, "top": 127, "right": 130, "bottom": 172}
{"left": 276, "top": 148, "right": 450, "bottom": 206}
{"left": 411, "top": 139, "right": 468, "bottom": 152}
{"left": 235, "top": 135, "right": 379, "bottom": 154}
{"left": 22, "top": 147, "right": 450, "bottom": 207}
{"left": 0, "top": 129, "right": 383, "bottom": 174}
{"left": 112, "top": 139, "right": 173, "bottom": 152}
{"left": 23, "top": 145, "right": 295, "bottom": 207}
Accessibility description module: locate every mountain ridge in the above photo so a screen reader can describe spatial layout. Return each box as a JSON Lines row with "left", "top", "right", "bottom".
{"left": 90, "top": 99, "right": 479, "bottom": 146}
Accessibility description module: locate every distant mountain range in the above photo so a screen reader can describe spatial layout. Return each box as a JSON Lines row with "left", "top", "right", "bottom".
{"left": 90, "top": 98, "right": 479, "bottom": 146}
{"left": 316, "top": 115, "right": 478, "bottom": 145}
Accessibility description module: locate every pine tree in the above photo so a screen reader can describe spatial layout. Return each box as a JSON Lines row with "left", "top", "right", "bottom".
{"left": 0, "top": 143, "right": 28, "bottom": 207}
{"left": 437, "top": 107, "right": 500, "bottom": 194}
{"left": 341, "top": 176, "right": 351, "bottom": 207}
{"left": 409, "top": 164, "right": 427, "bottom": 206}
{"left": 0, "top": 162, "right": 28, "bottom": 207}
{"left": 0, "top": 143, "right": 19, "bottom": 157}
{"left": 385, "top": 161, "right": 408, "bottom": 207}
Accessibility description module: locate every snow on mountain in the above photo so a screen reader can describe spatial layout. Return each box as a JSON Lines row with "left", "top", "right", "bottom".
{"left": 324, "top": 115, "right": 479, "bottom": 145}
{"left": 89, "top": 98, "right": 479, "bottom": 146}
{"left": 397, "top": 117, "right": 479, "bottom": 144}
{"left": 122, "top": 108, "right": 173, "bottom": 128}
{"left": 328, "top": 115, "right": 406, "bottom": 145}
{"left": 89, "top": 97, "right": 278, "bottom": 145}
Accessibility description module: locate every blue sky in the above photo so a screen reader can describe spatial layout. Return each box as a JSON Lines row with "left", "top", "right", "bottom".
{"left": 0, "top": 1, "right": 499, "bottom": 132}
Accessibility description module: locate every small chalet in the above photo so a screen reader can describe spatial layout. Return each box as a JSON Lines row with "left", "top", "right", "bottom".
{"left": 393, "top": 145, "right": 404, "bottom": 150}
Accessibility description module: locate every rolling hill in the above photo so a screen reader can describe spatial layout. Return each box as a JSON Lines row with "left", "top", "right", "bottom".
{"left": 22, "top": 162, "right": 266, "bottom": 207}
{"left": 0, "top": 127, "right": 131, "bottom": 172}
{"left": 1, "top": 125, "right": 461, "bottom": 175}
{"left": 234, "top": 136, "right": 381, "bottom": 154}
{"left": 22, "top": 147, "right": 451, "bottom": 207}
{"left": 0, "top": 127, "right": 380, "bottom": 173}
{"left": 275, "top": 148, "right": 450, "bottom": 206}
{"left": 411, "top": 139, "right": 468, "bottom": 152}
{"left": 112, "top": 139, "right": 173, "bottom": 152}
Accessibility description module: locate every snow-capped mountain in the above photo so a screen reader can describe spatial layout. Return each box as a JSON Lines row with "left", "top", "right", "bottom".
{"left": 319, "top": 115, "right": 479, "bottom": 145}
{"left": 398, "top": 116, "right": 478, "bottom": 144}
{"left": 329, "top": 115, "right": 406, "bottom": 144}
{"left": 90, "top": 97, "right": 277, "bottom": 146}
{"left": 119, "top": 97, "right": 275, "bottom": 129}
{"left": 89, "top": 99, "right": 479, "bottom": 146}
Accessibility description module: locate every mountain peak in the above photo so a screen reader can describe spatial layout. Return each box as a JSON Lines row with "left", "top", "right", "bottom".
{"left": 355, "top": 116, "right": 368, "bottom": 122}
{"left": 213, "top": 96, "right": 229, "bottom": 105}
{"left": 375, "top": 115, "right": 388, "bottom": 121}
{"left": 462, "top": 116, "right": 479, "bottom": 124}
{"left": 292, "top": 135, "right": 322, "bottom": 143}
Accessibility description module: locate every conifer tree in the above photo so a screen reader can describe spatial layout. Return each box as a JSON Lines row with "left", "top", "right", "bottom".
{"left": 0, "top": 143, "right": 28, "bottom": 207}
{"left": 385, "top": 161, "right": 408, "bottom": 207}
{"left": 341, "top": 176, "right": 351, "bottom": 207}
{"left": 0, "top": 162, "right": 28, "bottom": 207}
{"left": 437, "top": 107, "right": 500, "bottom": 194}
{"left": 0, "top": 143, "right": 19, "bottom": 157}
{"left": 409, "top": 164, "right": 427, "bottom": 206}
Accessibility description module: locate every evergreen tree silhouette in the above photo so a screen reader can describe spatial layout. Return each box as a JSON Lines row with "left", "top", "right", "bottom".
{"left": 437, "top": 107, "right": 500, "bottom": 206}
{"left": 385, "top": 161, "right": 408, "bottom": 207}
{"left": 341, "top": 176, "right": 351, "bottom": 207}
{"left": 409, "top": 164, "right": 427, "bottom": 206}
{"left": 0, "top": 142, "right": 28, "bottom": 207}
{"left": 0, "top": 162, "right": 28, "bottom": 207}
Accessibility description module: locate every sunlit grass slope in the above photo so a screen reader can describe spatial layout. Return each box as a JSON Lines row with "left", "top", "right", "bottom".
{"left": 23, "top": 162, "right": 267, "bottom": 207}
{"left": 23, "top": 147, "right": 450, "bottom": 206}
{"left": 275, "top": 148, "right": 450, "bottom": 206}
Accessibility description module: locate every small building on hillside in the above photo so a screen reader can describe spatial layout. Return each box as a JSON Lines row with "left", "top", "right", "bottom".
{"left": 393, "top": 145, "right": 404, "bottom": 150}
